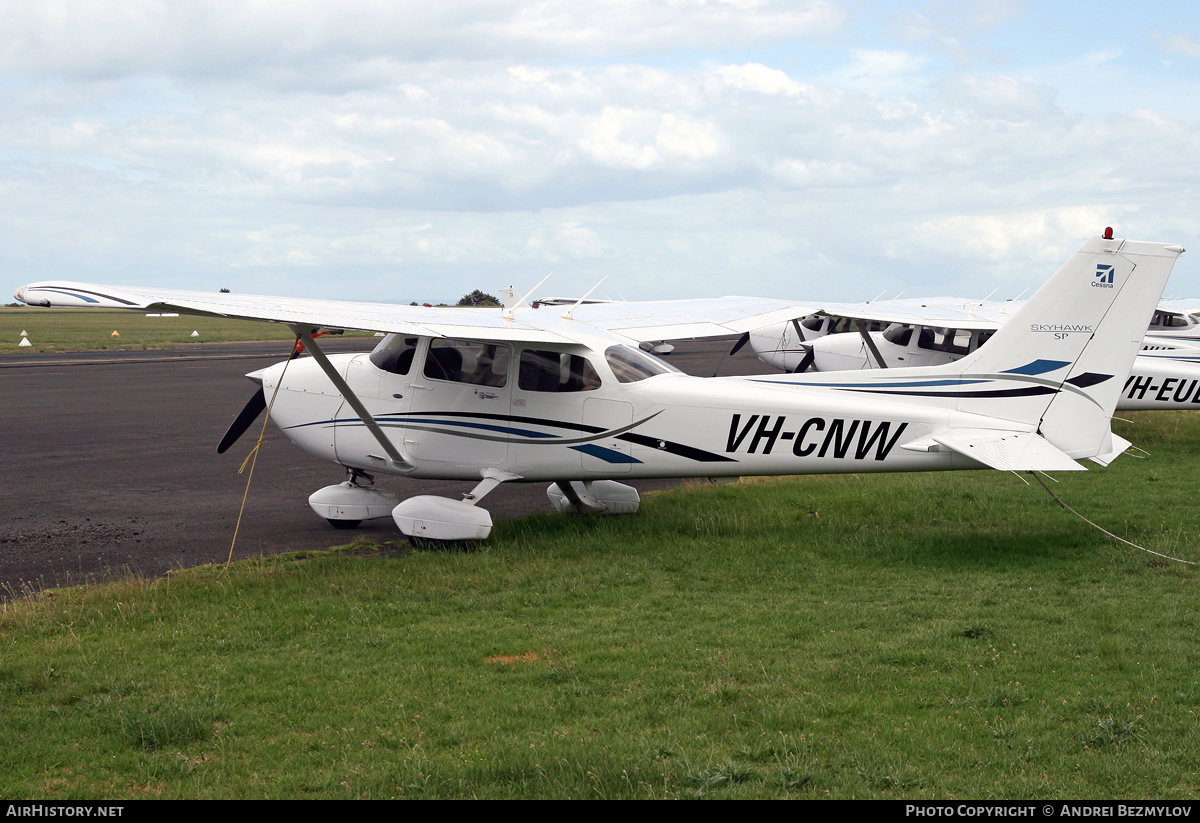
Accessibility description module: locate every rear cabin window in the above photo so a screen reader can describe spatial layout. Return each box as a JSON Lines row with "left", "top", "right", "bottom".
{"left": 369, "top": 334, "right": 418, "bottom": 375}
{"left": 424, "top": 339, "right": 510, "bottom": 387}
{"left": 518, "top": 350, "right": 602, "bottom": 393}
{"left": 604, "top": 345, "right": 678, "bottom": 383}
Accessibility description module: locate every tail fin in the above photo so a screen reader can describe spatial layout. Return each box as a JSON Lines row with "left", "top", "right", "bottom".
{"left": 950, "top": 236, "right": 1183, "bottom": 457}
{"left": 789, "top": 236, "right": 1184, "bottom": 462}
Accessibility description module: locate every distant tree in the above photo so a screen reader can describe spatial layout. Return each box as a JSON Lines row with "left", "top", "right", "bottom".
{"left": 219, "top": 288, "right": 231, "bottom": 293}
{"left": 456, "top": 289, "right": 501, "bottom": 307}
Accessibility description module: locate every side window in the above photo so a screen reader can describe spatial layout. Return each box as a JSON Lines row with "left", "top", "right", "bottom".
{"left": 369, "top": 334, "right": 418, "bottom": 375}
{"left": 424, "top": 339, "right": 510, "bottom": 387}
{"left": 938, "top": 328, "right": 971, "bottom": 356}
{"left": 519, "top": 350, "right": 602, "bottom": 392}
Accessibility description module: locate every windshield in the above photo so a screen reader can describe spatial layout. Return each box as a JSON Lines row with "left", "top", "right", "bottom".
{"left": 604, "top": 345, "right": 679, "bottom": 383}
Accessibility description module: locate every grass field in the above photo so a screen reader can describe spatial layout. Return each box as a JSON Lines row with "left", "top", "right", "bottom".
{"left": 0, "top": 307, "right": 373, "bottom": 351}
{"left": 1, "top": 412, "right": 1198, "bottom": 799}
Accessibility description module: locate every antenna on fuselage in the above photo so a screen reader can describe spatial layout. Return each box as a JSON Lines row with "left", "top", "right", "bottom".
{"left": 502, "top": 273, "right": 553, "bottom": 321}
{"left": 561, "top": 275, "right": 610, "bottom": 321}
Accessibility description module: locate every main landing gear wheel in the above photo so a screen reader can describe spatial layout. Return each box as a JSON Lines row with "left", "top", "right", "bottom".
{"left": 392, "top": 468, "right": 523, "bottom": 548}
{"left": 327, "top": 518, "right": 362, "bottom": 530}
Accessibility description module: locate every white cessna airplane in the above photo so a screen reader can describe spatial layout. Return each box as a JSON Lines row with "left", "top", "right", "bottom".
{"left": 749, "top": 293, "right": 1200, "bottom": 411}
{"left": 15, "top": 234, "right": 1184, "bottom": 544}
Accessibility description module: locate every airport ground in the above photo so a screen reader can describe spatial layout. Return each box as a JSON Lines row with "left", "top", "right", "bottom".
{"left": 0, "top": 336, "right": 774, "bottom": 597}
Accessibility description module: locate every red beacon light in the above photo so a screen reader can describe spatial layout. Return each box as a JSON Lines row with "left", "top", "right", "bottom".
{"left": 1104, "top": 227, "right": 1114, "bottom": 239}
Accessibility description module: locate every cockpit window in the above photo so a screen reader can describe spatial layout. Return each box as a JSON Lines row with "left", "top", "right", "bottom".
{"left": 604, "top": 345, "right": 679, "bottom": 383}
{"left": 518, "top": 350, "right": 602, "bottom": 392}
{"left": 424, "top": 339, "right": 510, "bottom": 387}
{"left": 801, "top": 315, "right": 826, "bottom": 332}
{"left": 369, "top": 334, "right": 418, "bottom": 375}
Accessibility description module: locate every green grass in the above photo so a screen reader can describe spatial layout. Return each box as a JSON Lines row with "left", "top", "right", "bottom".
{"left": 2, "top": 412, "right": 1200, "bottom": 798}
{"left": 0, "top": 307, "right": 373, "bottom": 351}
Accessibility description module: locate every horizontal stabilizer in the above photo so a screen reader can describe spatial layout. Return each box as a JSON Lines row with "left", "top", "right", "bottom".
{"left": 931, "top": 430, "right": 1085, "bottom": 472}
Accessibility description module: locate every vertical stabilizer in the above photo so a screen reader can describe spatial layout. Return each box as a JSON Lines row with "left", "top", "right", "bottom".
{"left": 946, "top": 236, "right": 1184, "bottom": 457}
{"left": 783, "top": 235, "right": 1185, "bottom": 463}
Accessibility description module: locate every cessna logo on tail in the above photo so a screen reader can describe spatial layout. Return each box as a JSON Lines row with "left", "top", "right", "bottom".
{"left": 726, "top": 414, "right": 908, "bottom": 461}
{"left": 1093, "top": 263, "right": 1114, "bottom": 288}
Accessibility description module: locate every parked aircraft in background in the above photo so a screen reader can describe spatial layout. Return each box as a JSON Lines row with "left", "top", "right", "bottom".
{"left": 15, "top": 234, "right": 1184, "bottom": 543}
{"left": 749, "top": 299, "right": 1200, "bottom": 411}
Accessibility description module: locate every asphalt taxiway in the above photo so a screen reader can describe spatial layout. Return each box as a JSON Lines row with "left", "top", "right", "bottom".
{"left": 0, "top": 337, "right": 774, "bottom": 597}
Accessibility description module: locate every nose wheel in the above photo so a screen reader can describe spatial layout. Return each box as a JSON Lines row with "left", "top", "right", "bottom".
{"left": 309, "top": 468, "right": 400, "bottom": 530}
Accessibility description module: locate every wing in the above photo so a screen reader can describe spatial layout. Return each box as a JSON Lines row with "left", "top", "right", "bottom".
{"left": 561, "top": 297, "right": 822, "bottom": 341}
{"left": 15, "top": 281, "right": 576, "bottom": 344}
{"left": 1158, "top": 298, "right": 1200, "bottom": 314}
{"left": 16, "top": 282, "right": 820, "bottom": 347}
{"left": 798, "top": 296, "right": 1020, "bottom": 331}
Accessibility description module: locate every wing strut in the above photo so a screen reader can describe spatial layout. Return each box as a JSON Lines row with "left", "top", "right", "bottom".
{"left": 290, "top": 326, "right": 414, "bottom": 472}
{"left": 855, "top": 319, "right": 888, "bottom": 369}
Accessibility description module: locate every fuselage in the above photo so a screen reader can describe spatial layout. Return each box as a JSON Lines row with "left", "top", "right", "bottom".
{"left": 257, "top": 334, "right": 1006, "bottom": 483}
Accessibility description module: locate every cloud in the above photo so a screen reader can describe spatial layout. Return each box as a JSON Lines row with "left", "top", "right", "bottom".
{"left": 0, "top": 0, "right": 846, "bottom": 78}
{"left": 1158, "top": 33, "right": 1200, "bottom": 59}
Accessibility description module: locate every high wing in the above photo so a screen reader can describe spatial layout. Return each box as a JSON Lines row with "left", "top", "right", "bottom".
{"left": 15, "top": 282, "right": 818, "bottom": 347}
{"left": 554, "top": 297, "right": 821, "bottom": 341}
{"left": 15, "top": 282, "right": 575, "bottom": 344}
{"left": 1158, "top": 298, "right": 1200, "bottom": 314}
{"left": 789, "top": 296, "right": 1018, "bottom": 331}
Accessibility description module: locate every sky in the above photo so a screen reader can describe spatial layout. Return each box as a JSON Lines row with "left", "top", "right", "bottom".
{"left": 3, "top": 0, "right": 1199, "bottom": 305}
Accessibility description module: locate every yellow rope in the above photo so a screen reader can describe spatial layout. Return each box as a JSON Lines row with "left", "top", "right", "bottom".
{"left": 226, "top": 337, "right": 301, "bottom": 570}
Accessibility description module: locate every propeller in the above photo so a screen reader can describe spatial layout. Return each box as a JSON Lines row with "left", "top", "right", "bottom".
{"left": 216, "top": 330, "right": 343, "bottom": 454}
{"left": 728, "top": 331, "right": 750, "bottom": 356}
{"left": 217, "top": 387, "right": 267, "bottom": 454}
